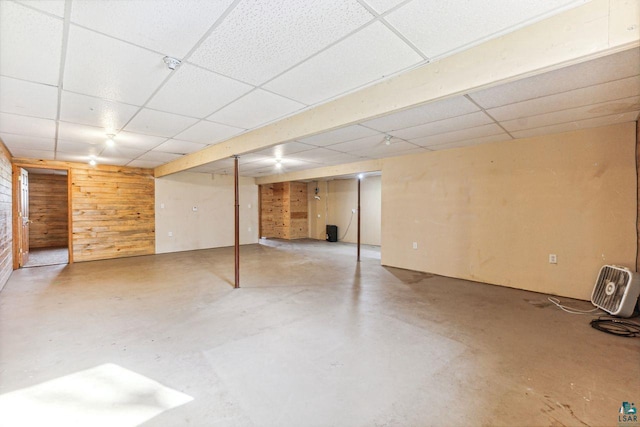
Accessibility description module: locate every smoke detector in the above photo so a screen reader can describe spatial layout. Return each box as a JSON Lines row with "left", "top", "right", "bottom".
{"left": 163, "top": 56, "right": 182, "bottom": 71}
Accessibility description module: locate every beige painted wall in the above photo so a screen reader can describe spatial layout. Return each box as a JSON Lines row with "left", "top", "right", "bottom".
{"left": 308, "top": 176, "right": 381, "bottom": 245}
{"left": 382, "top": 122, "right": 637, "bottom": 300}
{"left": 155, "top": 172, "right": 258, "bottom": 254}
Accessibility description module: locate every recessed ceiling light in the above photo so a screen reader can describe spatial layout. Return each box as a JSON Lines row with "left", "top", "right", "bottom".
{"left": 163, "top": 56, "right": 182, "bottom": 71}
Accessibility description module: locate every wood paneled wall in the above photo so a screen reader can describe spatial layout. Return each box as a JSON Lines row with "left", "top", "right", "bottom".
{"left": 29, "top": 174, "right": 68, "bottom": 248}
{"left": 0, "top": 142, "right": 12, "bottom": 291}
{"left": 14, "top": 159, "right": 155, "bottom": 263}
{"left": 260, "top": 182, "right": 308, "bottom": 239}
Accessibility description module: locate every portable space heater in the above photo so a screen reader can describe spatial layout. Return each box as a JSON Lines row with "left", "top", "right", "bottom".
{"left": 591, "top": 265, "right": 640, "bottom": 317}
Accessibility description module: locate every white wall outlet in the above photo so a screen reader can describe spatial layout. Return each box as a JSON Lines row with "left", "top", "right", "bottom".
{"left": 351, "top": 208, "right": 356, "bottom": 213}
{"left": 160, "top": 203, "right": 165, "bottom": 209}
{"left": 192, "top": 206, "right": 198, "bottom": 212}
{"left": 549, "top": 254, "right": 557, "bottom": 264}
{"left": 168, "top": 231, "right": 173, "bottom": 237}
{"left": 248, "top": 204, "right": 251, "bottom": 209}
{"left": 412, "top": 242, "right": 418, "bottom": 249}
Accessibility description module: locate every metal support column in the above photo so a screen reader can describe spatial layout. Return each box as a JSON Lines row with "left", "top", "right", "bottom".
{"left": 234, "top": 156, "right": 240, "bottom": 288}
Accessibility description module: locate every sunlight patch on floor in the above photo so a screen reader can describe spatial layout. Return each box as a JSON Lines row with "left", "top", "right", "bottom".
{"left": 0, "top": 363, "right": 193, "bottom": 426}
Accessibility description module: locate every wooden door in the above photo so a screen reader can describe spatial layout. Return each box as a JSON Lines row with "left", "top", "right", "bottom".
{"left": 18, "top": 168, "right": 29, "bottom": 266}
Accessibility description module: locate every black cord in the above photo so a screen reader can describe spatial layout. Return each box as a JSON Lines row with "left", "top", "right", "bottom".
{"left": 590, "top": 316, "right": 640, "bottom": 338}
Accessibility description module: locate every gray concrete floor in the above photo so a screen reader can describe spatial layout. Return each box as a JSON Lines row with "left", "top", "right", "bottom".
{"left": 23, "top": 247, "right": 69, "bottom": 268}
{"left": 0, "top": 239, "right": 638, "bottom": 426}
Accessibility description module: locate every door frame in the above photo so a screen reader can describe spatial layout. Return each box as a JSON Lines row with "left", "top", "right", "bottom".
{"left": 12, "top": 163, "right": 73, "bottom": 269}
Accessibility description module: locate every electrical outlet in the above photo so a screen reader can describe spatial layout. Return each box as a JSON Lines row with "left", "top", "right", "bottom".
{"left": 160, "top": 203, "right": 165, "bottom": 209}
{"left": 168, "top": 231, "right": 173, "bottom": 237}
{"left": 549, "top": 254, "right": 557, "bottom": 264}
{"left": 412, "top": 242, "right": 418, "bottom": 249}
{"left": 192, "top": 206, "right": 198, "bottom": 212}
{"left": 351, "top": 208, "right": 356, "bottom": 213}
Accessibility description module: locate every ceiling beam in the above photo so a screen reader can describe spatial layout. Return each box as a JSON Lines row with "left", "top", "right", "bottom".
{"left": 155, "top": 0, "right": 639, "bottom": 178}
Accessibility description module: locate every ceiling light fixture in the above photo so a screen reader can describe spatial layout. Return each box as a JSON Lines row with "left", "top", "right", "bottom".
{"left": 275, "top": 159, "right": 282, "bottom": 169}
{"left": 163, "top": 56, "right": 182, "bottom": 71}
{"left": 384, "top": 135, "right": 392, "bottom": 146}
{"left": 89, "top": 155, "right": 97, "bottom": 166}
{"left": 105, "top": 134, "right": 115, "bottom": 147}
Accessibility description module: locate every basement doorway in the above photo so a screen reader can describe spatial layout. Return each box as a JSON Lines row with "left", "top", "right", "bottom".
{"left": 14, "top": 167, "right": 71, "bottom": 268}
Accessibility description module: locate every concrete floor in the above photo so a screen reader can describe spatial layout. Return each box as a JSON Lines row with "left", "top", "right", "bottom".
{"left": 23, "top": 247, "right": 69, "bottom": 268}
{"left": 0, "top": 239, "right": 638, "bottom": 426}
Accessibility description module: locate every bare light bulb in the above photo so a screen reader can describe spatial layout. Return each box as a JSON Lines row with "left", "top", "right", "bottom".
{"left": 89, "top": 159, "right": 97, "bottom": 166}
{"left": 105, "top": 134, "right": 115, "bottom": 147}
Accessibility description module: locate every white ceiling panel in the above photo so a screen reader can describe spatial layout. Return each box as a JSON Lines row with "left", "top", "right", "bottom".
{"left": 252, "top": 142, "right": 316, "bottom": 158}
{"left": 56, "top": 139, "right": 102, "bottom": 156}
{"left": 207, "top": 89, "right": 305, "bottom": 129}
{"left": 389, "top": 111, "right": 494, "bottom": 140}
{"left": 0, "top": 2, "right": 62, "bottom": 85}
{"left": 90, "top": 155, "right": 132, "bottom": 166}
{"left": 189, "top": 0, "right": 373, "bottom": 85}
{"left": 0, "top": 133, "right": 54, "bottom": 152}
{"left": 367, "top": 146, "right": 427, "bottom": 159}
{"left": 299, "top": 125, "right": 381, "bottom": 147}
{"left": 153, "top": 139, "right": 207, "bottom": 155}
{"left": 112, "top": 131, "right": 167, "bottom": 150}
{"left": 502, "top": 96, "right": 640, "bottom": 132}
{"left": 9, "top": 148, "right": 55, "bottom": 160}
{"left": 128, "top": 159, "right": 164, "bottom": 169}
{"left": 136, "top": 151, "right": 183, "bottom": 163}
{"left": 362, "top": 0, "right": 407, "bottom": 14}
{"left": 411, "top": 123, "right": 506, "bottom": 147}
{"left": 101, "top": 144, "right": 147, "bottom": 159}
{"left": 0, "top": 113, "right": 56, "bottom": 139}
{"left": 16, "top": 0, "right": 65, "bottom": 17}
{"left": 264, "top": 22, "right": 422, "bottom": 105}
{"left": 124, "top": 109, "right": 198, "bottom": 137}
{"left": 60, "top": 91, "right": 140, "bottom": 131}
{"left": 362, "top": 96, "right": 479, "bottom": 132}
{"left": 469, "top": 48, "right": 640, "bottom": 109}
{"left": 511, "top": 111, "right": 640, "bottom": 139}
{"left": 64, "top": 26, "right": 169, "bottom": 105}
{"left": 148, "top": 64, "right": 253, "bottom": 118}
{"left": 366, "top": 140, "right": 422, "bottom": 156}
{"left": 58, "top": 122, "right": 113, "bottom": 145}
{"left": 429, "top": 133, "right": 513, "bottom": 151}
{"left": 290, "top": 148, "right": 360, "bottom": 164}
{"left": 0, "top": 76, "right": 58, "bottom": 119}
{"left": 70, "top": 0, "right": 235, "bottom": 57}
{"left": 174, "top": 120, "right": 244, "bottom": 145}
{"left": 385, "top": 0, "right": 586, "bottom": 58}
{"left": 327, "top": 134, "right": 389, "bottom": 153}
{"left": 54, "top": 151, "right": 96, "bottom": 163}
{"left": 487, "top": 76, "right": 640, "bottom": 121}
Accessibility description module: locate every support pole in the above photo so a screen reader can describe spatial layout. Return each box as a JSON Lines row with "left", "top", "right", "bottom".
{"left": 234, "top": 156, "right": 240, "bottom": 288}
{"left": 357, "top": 176, "right": 361, "bottom": 262}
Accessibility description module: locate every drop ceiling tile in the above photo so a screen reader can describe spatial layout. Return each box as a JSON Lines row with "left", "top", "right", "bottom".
{"left": 411, "top": 123, "right": 505, "bottom": 147}
{"left": 510, "top": 111, "right": 640, "bottom": 139}
{"left": 264, "top": 22, "right": 422, "bottom": 105}
{"left": 290, "top": 148, "right": 360, "bottom": 164}
{"left": 58, "top": 122, "right": 111, "bottom": 144}
{"left": 90, "top": 155, "right": 132, "bottom": 166}
{"left": 70, "top": 0, "right": 234, "bottom": 57}
{"left": 174, "top": 120, "right": 244, "bottom": 144}
{"left": 389, "top": 111, "right": 494, "bottom": 140}
{"left": 385, "top": 0, "right": 585, "bottom": 58}
{"left": 299, "top": 125, "right": 381, "bottom": 147}
{"left": 148, "top": 64, "right": 253, "bottom": 118}
{"left": 0, "top": 2, "right": 62, "bottom": 85}
{"left": 0, "top": 113, "right": 56, "bottom": 139}
{"left": 136, "top": 151, "right": 182, "bottom": 163}
{"left": 64, "top": 25, "right": 169, "bottom": 105}
{"left": 124, "top": 109, "right": 199, "bottom": 137}
{"left": 60, "top": 91, "right": 140, "bottom": 131}
{"left": 328, "top": 134, "right": 389, "bottom": 153}
{"left": 0, "top": 76, "right": 58, "bottom": 119}
{"left": 101, "top": 145, "right": 147, "bottom": 160}
{"left": 56, "top": 139, "right": 102, "bottom": 156}
{"left": 367, "top": 146, "right": 427, "bottom": 159}
{"left": 10, "top": 148, "right": 55, "bottom": 160}
{"left": 429, "top": 133, "right": 513, "bottom": 151}
{"left": 153, "top": 139, "right": 207, "bottom": 155}
{"left": 190, "top": 0, "right": 373, "bottom": 85}
{"left": 501, "top": 96, "right": 640, "bottom": 132}
{"left": 54, "top": 152, "right": 95, "bottom": 163}
{"left": 469, "top": 48, "right": 640, "bottom": 109}
{"left": 207, "top": 89, "right": 305, "bottom": 129}
{"left": 0, "top": 133, "right": 54, "bottom": 152}
{"left": 487, "top": 76, "right": 640, "bottom": 121}
{"left": 128, "top": 159, "right": 164, "bottom": 169}
{"left": 16, "top": 0, "right": 65, "bottom": 17}
{"left": 365, "top": 141, "right": 423, "bottom": 158}
{"left": 362, "top": 0, "right": 407, "bottom": 14}
{"left": 361, "top": 96, "right": 479, "bottom": 132}
{"left": 113, "top": 131, "right": 167, "bottom": 150}
{"left": 252, "top": 142, "right": 316, "bottom": 158}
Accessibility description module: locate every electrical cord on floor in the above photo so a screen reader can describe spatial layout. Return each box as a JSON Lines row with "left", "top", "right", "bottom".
{"left": 338, "top": 211, "right": 354, "bottom": 241}
{"left": 547, "top": 297, "right": 601, "bottom": 315}
{"left": 590, "top": 316, "right": 640, "bottom": 338}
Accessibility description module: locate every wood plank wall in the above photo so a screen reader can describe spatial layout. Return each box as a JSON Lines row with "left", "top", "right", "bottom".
{"left": 29, "top": 174, "right": 68, "bottom": 248}
{"left": 13, "top": 159, "right": 155, "bottom": 263}
{"left": 259, "top": 181, "right": 308, "bottom": 239}
{"left": 637, "top": 120, "right": 639, "bottom": 271}
{"left": 0, "top": 142, "right": 12, "bottom": 291}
